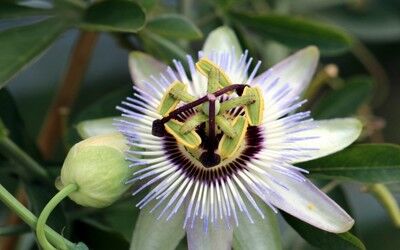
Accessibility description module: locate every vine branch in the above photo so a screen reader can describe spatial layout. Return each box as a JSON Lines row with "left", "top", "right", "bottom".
{"left": 37, "top": 31, "right": 98, "bottom": 160}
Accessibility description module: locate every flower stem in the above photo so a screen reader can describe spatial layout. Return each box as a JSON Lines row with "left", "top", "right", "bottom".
{"left": 0, "top": 137, "right": 49, "bottom": 181}
{"left": 36, "top": 183, "right": 79, "bottom": 250}
{"left": 366, "top": 183, "right": 400, "bottom": 227}
{"left": 0, "top": 184, "right": 76, "bottom": 249}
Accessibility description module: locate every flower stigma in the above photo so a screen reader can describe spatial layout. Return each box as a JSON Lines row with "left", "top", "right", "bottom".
{"left": 151, "top": 58, "right": 263, "bottom": 169}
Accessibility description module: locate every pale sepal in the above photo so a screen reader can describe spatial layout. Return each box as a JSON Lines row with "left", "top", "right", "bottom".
{"left": 262, "top": 171, "right": 354, "bottom": 233}
{"left": 129, "top": 51, "right": 168, "bottom": 90}
{"left": 76, "top": 117, "right": 118, "bottom": 139}
{"left": 129, "top": 203, "right": 186, "bottom": 250}
{"left": 186, "top": 219, "right": 233, "bottom": 250}
{"left": 292, "top": 118, "right": 362, "bottom": 163}
{"left": 202, "top": 26, "right": 242, "bottom": 61}
{"left": 254, "top": 46, "right": 319, "bottom": 100}
{"left": 233, "top": 197, "right": 282, "bottom": 250}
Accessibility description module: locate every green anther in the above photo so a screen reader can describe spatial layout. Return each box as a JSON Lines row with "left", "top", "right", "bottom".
{"left": 180, "top": 113, "right": 208, "bottom": 134}
{"left": 165, "top": 119, "right": 202, "bottom": 149}
{"left": 157, "top": 81, "right": 183, "bottom": 116}
{"left": 218, "top": 116, "right": 248, "bottom": 159}
{"left": 170, "top": 82, "right": 196, "bottom": 103}
{"left": 216, "top": 116, "right": 237, "bottom": 138}
{"left": 243, "top": 86, "right": 264, "bottom": 126}
{"left": 196, "top": 58, "right": 232, "bottom": 88}
{"left": 219, "top": 94, "right": 256, "bottom": 113}
{"left": 208, "top": 67, "right": 220, "bottom": 93}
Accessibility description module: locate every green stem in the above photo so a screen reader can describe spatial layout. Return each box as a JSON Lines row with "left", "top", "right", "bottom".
{"left": 352, "top": 39, "right": 389, "bottom": 107}
{"left": 367, "top": 183, "right": 400, "bottom": 228}
{"left": 0, "top": 184, "right": 76, "bottom": 249}
{"left": 181, "top": 0, "right": 193, "bottom": 18}
{"left": 0, "top": 137, "right": 49, "bottom": 181}
{"left": 302, "top": 64, "right": 338, "bottom": 102}
{"left": 36, "top": 183, "right": 79, "bottom": 250}
{"left": 321, "top": 180, "right": 340, "bottom": 194}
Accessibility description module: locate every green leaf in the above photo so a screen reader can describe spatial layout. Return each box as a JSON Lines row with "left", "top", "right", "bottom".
{"left": 73, "top": 87, "right": 131, "bottom": 122}
{"left": 146, "top": 14, "right": 202, "bottom": 40}
{"left": 299, "top": 144, "right": 400, "bottom": 183}
{"left": 65, "top": 86, "right": 130, "bottom": 148}
{"left": 318, "top": 5, "right": 400, "bottom": 42}
{"left": 313, "top": 76, "right": 373, "bottom": 119}
{"left": 82, "top": 0, "right": 145, "bottom": 33}
{"left": 289, "top": 0, "right": 357, "bottom": 13}
{"left": 231, "top": 12, "right": 353, "bottom": 55}
{"left": 0, "top": 18, "right": 67, "bottom": 87}
{"left": 283, "top": 212, "right": 365, "bottom": 250}
{"left": 141, "top": 31, "right": 187, "bottom": 62}
{"left": 136, "top": 0, "right": 157, "bottom": 12}
{"left": 0, "top": 3, "right": 51, "bottom": 19}
{"left": 0, "top": 89, "right": 32, "bottom": 147}
{"left": 0, "top": 119, "right": 7, "bottom": 139}
{"left": 79, "top": 200, "right": 140, "bottom": 242}
{"left": 102, "top": 201, "right": 139, "bottom": 241}
{"left": 73, "top": 219, "right": 129, "bottom": 249}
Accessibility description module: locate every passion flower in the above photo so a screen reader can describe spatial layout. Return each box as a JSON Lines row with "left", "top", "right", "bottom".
{"left": 116, "top": 26, "right": 362, "bottom": 249}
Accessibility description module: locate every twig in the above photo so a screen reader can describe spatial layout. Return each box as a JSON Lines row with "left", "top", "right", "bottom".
{"left": 352, "top": 39, "right": 389, "bottom": 107}
{"left": 364, "top": 184, "right": 400, "bottom": 228}
{"left": 37, "top": 31, "right": 98, "bottom": 160}
{"left": 0, "top": 137, "right": 48, "bottom": 181}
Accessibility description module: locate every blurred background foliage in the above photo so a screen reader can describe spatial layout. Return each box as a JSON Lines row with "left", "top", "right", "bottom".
{"left": 1, "top": 0, "right": 400, "bottom": 249}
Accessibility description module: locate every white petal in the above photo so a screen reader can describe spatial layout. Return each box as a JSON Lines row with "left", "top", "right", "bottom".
{"left": 202, "top": 26, "right": 242, "bottom": 60}
{"left": 129, "top": 51, "right": 168, "bottom": 91}
{"left": 254, "top": 46, "right": 319, "bottom": 99}
{"left": 186, "top": 220, "right": 233, "bottom": 250}
{"left": 130, "top": 204, "right": 185, "bottom": 250}
{"left": 76, "top": 117, "right": 118, "bottom": 139}
{"left": 291, "top": 118, "right": 362, "bottom": 163}
{"left": 233, "top": 197, "right": 282, "bottom": 250}
{"left": 263, "top": 171, "right": 354, "bottom": 233}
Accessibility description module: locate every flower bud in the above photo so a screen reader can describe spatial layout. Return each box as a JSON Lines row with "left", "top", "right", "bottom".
{"left": 57, "top": 133, "right": 131, "bottom": 208}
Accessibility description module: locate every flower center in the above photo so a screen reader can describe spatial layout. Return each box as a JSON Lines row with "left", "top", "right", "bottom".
{"left": 152, "top": 59, "right": 265, "bottom": 168}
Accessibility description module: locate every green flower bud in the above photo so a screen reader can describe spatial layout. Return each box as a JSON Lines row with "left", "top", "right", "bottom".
{"left": 57, "top": 133, "right": 131, "bottom": 208}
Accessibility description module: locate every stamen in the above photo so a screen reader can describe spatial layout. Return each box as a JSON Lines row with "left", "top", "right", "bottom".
{"left": 151, "top": 84, "right": 248, "bottom": 137}
{"left": 219, "top": 94, "right": 256, "bottom": 113}
{"left": 215, "top": 116, "right": 236, "bottom": 138}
